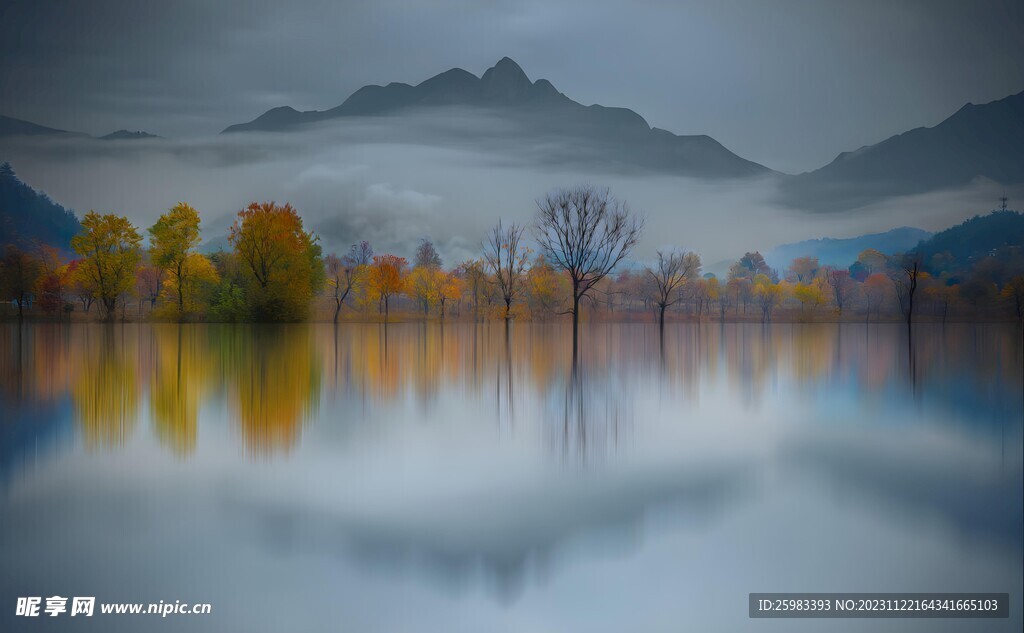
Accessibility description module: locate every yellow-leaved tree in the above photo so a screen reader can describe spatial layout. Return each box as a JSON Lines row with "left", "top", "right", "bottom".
{"left": 155, "top": 253, "right": 219, "bottom": 317}
{"left": 148, "top": 202, "right": 202, "bottom": 319}
{"left": 71, "top": 211, "right": 143, "bottom": 321}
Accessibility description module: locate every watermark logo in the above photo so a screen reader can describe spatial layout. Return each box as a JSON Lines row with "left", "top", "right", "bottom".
{"left": 15, "top": 597, "right": 40, "bottom": 617}
{"left": 71, "top": 597, "right": 96, "bottom": 617}
{"left": 16, "top": 596, "right": 206, "bottom": 617}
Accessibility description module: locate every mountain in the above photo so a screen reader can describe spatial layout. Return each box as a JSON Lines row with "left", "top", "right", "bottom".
{"left": 222, "top": 57, "right": 770, "bottom": 179}
{"left": 0, "top": 116, "right": 156, "bottom": 141}
{"left": 780, "top": 90, "right": 1024, "bottom": 211}
{"left": 764, "top": 226, "right": 932, "bottom": 271}
{"left": 100, "top": 129, "right": 160, "bottom": 140}
{"left": 914, "top": 209, "right": 1024, "bottom": 277}
{"left": 0, "top": 162, "right": 81, "bottom": 252}
{"left": 0, "top": 114, "right": 83, "bottom": 138}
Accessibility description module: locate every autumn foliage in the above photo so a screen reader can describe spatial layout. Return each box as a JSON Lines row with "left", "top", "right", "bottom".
{"left": 2, "top": 190, "right": 1023, "bottom": 324}
{"left": 229, "top": 201, "right": 323, "bottom": 321}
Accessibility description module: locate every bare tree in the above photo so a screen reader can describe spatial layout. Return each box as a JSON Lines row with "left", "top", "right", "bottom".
{"left": 325, "top": 242, "right": 371, "bottom": 322}
{"left": 825, "top": 267, "right": 851, "bottom": 315}
{"left": 535, "top": 186, "right": 643, "bottom": 353}
{"left": 484, "top": 220, "right": 529, "bottom": 322}
{"left": 325, "top": 254, "right": 354, "bottom": 322}
{"left": 646, "top": 250, "right": 699, "bottom": 334}
{"left": 351, "top": 240, "right": 374, "bottom": 266}
{"left": 892, "top": 254, "right": 921, "bottom": 327}
{"left": 414, "top": 238, "right": 442, "bottom": 269}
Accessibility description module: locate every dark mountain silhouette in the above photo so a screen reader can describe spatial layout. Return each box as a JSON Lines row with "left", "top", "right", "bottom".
{"left": 100, "top": 129, "right": 160, "bottom": 140}
{"left": 0, "top": 115, "right": 158, "bottom": 141}
{"left": 764, "top": 226, "right": 933, "bottom": 271}
{"left": 0, "top": 114, "right": 84, "bottom": 138}
{"left": 780, "top": 90, "right": 1024, "bottom": 211}
{"left": 913, "top": 209, "right": 1024, "bottom": 277}
{"left": 0, "top": 162, "right": 81, "bottom": 252}
{"left": 222, "top": 57, "right": 770, "bottom": 179}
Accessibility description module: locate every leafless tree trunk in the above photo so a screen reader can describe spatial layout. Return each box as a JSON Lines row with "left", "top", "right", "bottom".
{"left": 646, "top": 250, "right": 698, "bottom": 336}
{"left": 484, "top": 220, "right": 529, "bottom": 323}
{"left": 535, "top": 186, "right": 643, "bottom": 360}
{"left": 892, "top": 255, "right": 921, "bottom": 328}
{"left": 826, "top": 267, "right": 850, "bottom": 315}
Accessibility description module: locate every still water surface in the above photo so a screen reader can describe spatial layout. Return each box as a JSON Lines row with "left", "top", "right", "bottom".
{"left": 0, "top": 323, "right": 1021, "bottom": 632}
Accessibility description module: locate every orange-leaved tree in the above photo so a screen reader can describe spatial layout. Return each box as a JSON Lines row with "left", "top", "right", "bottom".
{"left": 366, "top": 254, "right": 407, "bottom": 321}
{"left": 229, "top": 202, "right": 323, "bottom": 321}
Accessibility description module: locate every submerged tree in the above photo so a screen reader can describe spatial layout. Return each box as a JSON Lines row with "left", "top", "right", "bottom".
{"left": 484, "top": 219, "right": 530, "bottom": 323}
{"left": 892, "top": 253, "right": 922, "bottom": 327}
{"left": 535, "top": 186, "right": 642, "bottom": 350}
{"left": 646, "top": 249, "right": 699, "bottom": 334}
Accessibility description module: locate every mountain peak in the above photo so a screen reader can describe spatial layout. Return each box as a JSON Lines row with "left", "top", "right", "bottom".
{"left": 481, "top": 57, "right": 532, "bottom": 100}
{"left": 216, "top": 58, "right": 769, "bottom": 178}
{"left": 100, "top": 129, "right": 160, "bottom": 140}
{"left": 494, "top": 56, "right": 525, "bottom": 74}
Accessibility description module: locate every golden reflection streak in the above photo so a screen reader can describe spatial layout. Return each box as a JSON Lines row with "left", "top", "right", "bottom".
{"left": 220, "top": 325, "right": 321, "bottom": 456}
{"left": 1, "top": 322, "right": 1018, "bottom": 459}
{"left": 149, "top": 325, "right": 214, "bottom": 456}
{"left": 72, "top": 325, "right": 139, "bottom": 449}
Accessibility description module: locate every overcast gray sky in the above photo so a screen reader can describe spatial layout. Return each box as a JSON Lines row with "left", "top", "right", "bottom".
{"left": 2, "top": 0, "right": 1022, "bottom": 174}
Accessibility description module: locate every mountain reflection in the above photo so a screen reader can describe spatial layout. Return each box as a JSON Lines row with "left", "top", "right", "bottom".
{"left": 0, "top": 322, "right": 1020, "bottom": 464}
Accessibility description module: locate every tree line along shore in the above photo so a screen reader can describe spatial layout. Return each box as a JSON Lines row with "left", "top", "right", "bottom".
{"left": 2, "top": 185, "right": 1023, "bottom": 327}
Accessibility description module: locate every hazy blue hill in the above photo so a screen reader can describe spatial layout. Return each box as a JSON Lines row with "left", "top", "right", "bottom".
{"left": 780, "top": 90, "right": 1024, "bottom": 211}
{"left": 1, "top": 116, "right": 158, "bottom": 142}
{"left": 914, "top": 210, "right": 1024, "bottom": 274}
{"left": 100, "top": 129, "right": 160, "bottom": 140}
{"left": 764, "top": 226, "right": 933, "bottom": 270}
{"left": 0, "top": 162, "right": 81, "bottom": 252}
{"left": 0, "top": 114, "right": 82, "bottom": 138}
{"left": 222, "top": 57, "right": 770, "bottom": 179}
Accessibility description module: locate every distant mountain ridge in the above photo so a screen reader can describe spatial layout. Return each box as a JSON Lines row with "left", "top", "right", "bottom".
{"left": 222, "top": 57, "right": 770, "bottom": 179}
{"left": 764, "top": 226, "right": 933, "bottom": 271}
{"left": 4, "top": 59, "right": 1022, "bottom": 206}
{"left": 780, "top": 90, "right": 1024, "bottom": 211}
{"left": 0, "top": 115, "right": 85, "bottom": 138}
{"left": 0, "top": 115, "right": 158, "bottom": 141}
{"left": 100, "top": 129, "right": 160, "bottom": 140}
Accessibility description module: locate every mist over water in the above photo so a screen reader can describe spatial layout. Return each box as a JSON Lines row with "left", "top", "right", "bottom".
{"left": 2, "top": 112, "right": 1018, "bottom": 266}
{"left": 0, "top": 322, "right": 1021, "bottom": 632}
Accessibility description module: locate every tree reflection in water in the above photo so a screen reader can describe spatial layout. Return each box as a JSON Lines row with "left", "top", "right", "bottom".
{"left": 0, "top": 322, "right": 1019, "bottom": 461}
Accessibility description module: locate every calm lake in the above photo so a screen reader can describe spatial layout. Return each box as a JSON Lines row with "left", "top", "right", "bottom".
{"left": 1, "top": 322, "right": 1021, "bottom": 632}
